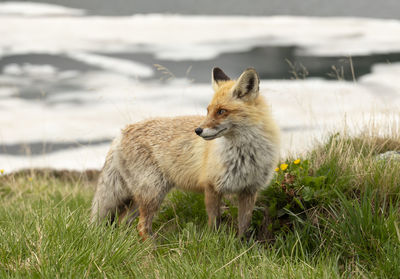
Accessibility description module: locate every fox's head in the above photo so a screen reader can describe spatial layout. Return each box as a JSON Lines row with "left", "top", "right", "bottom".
{"left": 195, "top": 67, "right": 264, "bottom": 140}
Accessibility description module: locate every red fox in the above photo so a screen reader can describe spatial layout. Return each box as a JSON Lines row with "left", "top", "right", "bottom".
{"left": 91, "top": 67, "right": 280, "bottom": 239}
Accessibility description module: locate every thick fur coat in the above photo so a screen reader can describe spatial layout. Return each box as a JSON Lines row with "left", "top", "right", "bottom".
{"left": 91, "top": 67, "right": 280, "bottom": 238}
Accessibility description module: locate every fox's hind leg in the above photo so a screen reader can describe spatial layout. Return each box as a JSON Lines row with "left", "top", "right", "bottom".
{"left": 134, "top": 179, "right": 171, "bottom": 240}
{"left": 137, "top": 202, "right": 159, "bottom": 240}
{"left": 117, "top": 199, "right": 139, "bottom": 226}
{"left": 136, "top": 194, "right": 169, "bottom": 240}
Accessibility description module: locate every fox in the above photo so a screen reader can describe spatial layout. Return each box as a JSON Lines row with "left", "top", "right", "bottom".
{"left": 91, "top": 67, "right": 280, "bottom": 239}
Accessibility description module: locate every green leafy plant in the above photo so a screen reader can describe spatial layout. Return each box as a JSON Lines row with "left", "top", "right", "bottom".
{"left": 254, "top": 159, "right": 328, "bottom": 237}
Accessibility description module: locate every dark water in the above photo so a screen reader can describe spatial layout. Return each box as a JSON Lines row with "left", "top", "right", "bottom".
{"left": 1, "top": 46, "right": 400, "bottom": 85}
{"left": 96, "top": 48, "right": 400, "bottom": 82}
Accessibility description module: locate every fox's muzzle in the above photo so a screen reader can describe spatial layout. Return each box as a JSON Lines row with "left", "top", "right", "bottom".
{"left": 195, "top": 126, "right": 228, "bottom": 140}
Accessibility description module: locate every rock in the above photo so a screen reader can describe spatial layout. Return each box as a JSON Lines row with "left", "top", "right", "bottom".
{"left": 375, "top": 151, "right": 400, "bottom": 161}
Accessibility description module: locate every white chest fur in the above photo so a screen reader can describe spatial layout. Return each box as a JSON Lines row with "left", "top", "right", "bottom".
{"left": 215, "top": 128, "right": 277, "bottom": 194}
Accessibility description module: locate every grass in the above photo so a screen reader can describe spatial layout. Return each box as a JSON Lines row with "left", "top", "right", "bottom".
{"left": 1, "top": 130, "right": 400, "bottom": 278}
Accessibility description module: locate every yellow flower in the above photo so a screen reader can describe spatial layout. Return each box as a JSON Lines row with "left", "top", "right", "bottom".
{"left": 294, "top": 159, "right": 301, "bottom": 165}
{"left": 274, "top": 167, "right": 279, "bottom": 172}
{"left": 0, "top": 169, "right": 3, "bottom": 175}
{"left": 28, "top": 177, "right": 33, "bottom": 182}
{"left": 280, "top": 163, "right": 288, "bottom": 171}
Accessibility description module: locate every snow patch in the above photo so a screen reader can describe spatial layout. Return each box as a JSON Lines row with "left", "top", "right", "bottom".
{"left": 0, "top": 144, "right": 109, "bottom": 174}
{"left": 0, "top": 1, "right": 85, "bottom": 17}
{"left": 66, "top": 52, "right": 154, "bottom": 78}
{"left": 3, "top": 63, "right": 58, "bottom": 77}
{"left": 1, "top": 14, "right": 400, "bottom": 59}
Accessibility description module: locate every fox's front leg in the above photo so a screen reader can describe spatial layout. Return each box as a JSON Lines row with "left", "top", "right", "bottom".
{"left": 238, "top": 191, "right": 257, "bottom": 237}
{"left": 204, "top": 186, "right": 222, "bottom": 229}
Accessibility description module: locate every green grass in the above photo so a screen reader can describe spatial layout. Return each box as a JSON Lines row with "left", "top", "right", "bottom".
{"left": 1, "top": 131, "right": 400, "bottom": 278}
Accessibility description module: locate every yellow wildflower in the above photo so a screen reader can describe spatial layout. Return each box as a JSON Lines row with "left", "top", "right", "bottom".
{"left": 28, "top": 177, "right": 33, "bottom": 182}
{"left": 0, "top": 169, "right": 3, "bottom": 175}
{"left": 294, "top": 159, "right": 301, "bottom": 165}
{"left": 274, "top": 167, "right": 279, "bottom": 172}
{"left": 280, "top": 163, "right": 288, "bottom": 171}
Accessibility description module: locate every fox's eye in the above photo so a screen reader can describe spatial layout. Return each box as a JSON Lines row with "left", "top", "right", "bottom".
{"left": 217, "top": 109, "right": 226, "bottom": 115}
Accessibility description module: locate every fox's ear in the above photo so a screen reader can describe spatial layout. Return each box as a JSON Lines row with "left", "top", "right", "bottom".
{"left": 232, "top": 68, "right": 260, "bottom": 101}
{"left": 212, "top": 67, "right": 230, "bottom": 91}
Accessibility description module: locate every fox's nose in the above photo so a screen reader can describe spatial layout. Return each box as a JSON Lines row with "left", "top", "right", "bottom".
{"left": 195, "top": 127, "right": 203, "bottom": 135}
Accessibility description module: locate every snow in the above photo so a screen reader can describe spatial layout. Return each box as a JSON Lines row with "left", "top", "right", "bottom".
{"left": 1, "top": 63, "right": 400, "bottom": 173}
{"left": 2, "top": 14, "right": 400, "bottom": 59}
{"left": 3, "top": 63, "right": 58, "bottom": 77}
{"left": 0, "top": 1, "right": 85, "bottom": 17}
{"left": 0, "top": 144, "right": 109, "bottom": 172}
{"left": 66, "top": 52, "right": 154, "bottom": 78}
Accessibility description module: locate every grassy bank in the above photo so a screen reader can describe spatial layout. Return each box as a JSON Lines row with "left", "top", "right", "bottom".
{"left": 1, "top": 131, "right": 400, "bottom": 278}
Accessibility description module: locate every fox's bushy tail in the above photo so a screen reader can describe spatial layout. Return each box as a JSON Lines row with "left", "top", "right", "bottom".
{"left": 91, "top": 152, "right": 137, "bottom": 224}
